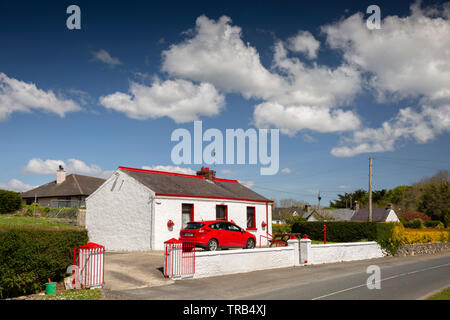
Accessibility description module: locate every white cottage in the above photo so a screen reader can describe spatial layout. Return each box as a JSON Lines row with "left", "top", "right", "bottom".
{"left": 86, "top": 166, "right": 273, "bottom": 251}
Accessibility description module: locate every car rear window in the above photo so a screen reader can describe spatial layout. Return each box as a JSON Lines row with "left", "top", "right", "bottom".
{"left": 185, "top": 222, "right": 204, "bottom": 230}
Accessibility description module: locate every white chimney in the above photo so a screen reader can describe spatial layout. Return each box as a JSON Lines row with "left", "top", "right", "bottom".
{"left": 57, "top": 165, "right": 66, "bottom": 184}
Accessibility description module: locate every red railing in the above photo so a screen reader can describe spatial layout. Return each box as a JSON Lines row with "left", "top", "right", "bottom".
{"left": 259, "top": 232, "right": 288, "bottom": 248}
{"left": 164, "top": 239, "right": 195, "bottom": 278}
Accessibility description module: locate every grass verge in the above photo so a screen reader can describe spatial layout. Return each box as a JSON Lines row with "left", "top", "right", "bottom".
{"left": 427, "top": 287, "right": 450, "bottom": 300}
{"left": 0, "top": 215, "right": 77, "bottom": 228}
{"left": 44, "top": 289, "right": 102, "bottom": 300}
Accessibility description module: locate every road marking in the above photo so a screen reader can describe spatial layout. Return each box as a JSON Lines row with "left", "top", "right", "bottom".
{"left": 312, "top": 262, "right": 450, "bottom": 300}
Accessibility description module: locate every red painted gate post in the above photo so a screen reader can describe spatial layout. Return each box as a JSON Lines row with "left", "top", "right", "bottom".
{"left": 323, "top": 225, "right": 327, "bottom": 244}
{"left": 72, "top": 246, "right": 76, "bottom": 286}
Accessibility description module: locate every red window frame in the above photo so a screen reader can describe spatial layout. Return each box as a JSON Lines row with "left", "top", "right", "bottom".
{"left": 182, "top": 203, "right": 194, "bottom": 227}
{"left": 246, "top": 206, "right": 257, "bottom": 230}
{"left": 216, "top": 205, "right": 228, "bottom": 221}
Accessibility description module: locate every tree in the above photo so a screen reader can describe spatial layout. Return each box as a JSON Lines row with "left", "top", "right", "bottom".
{"left": 418, "top": 181, "right": 450, "bottom": 220}
{"left": 329, "top": 189, "right": 368, "bottom": 208}
{"left": 278, "top": 199, "right": 307, "bottom": 208}
{"left": 0, "top": 190, "right": 22, "bottom": 214}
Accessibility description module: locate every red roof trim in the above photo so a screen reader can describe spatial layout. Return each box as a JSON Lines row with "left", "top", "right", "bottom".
{"left": 119, "top": 166, "right": 204, "bottom": 179}
{"left": 213, "top": 178, "right": 238, "bottom": 183}
{"left": 155, "top": 192, "right": 273, "bottom": 203}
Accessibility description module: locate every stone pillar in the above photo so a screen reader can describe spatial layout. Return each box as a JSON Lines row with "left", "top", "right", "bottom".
{"left": 287, "top": 238, "right": 300, "bottom": 266}
{"left": 77, "top": 209, "right": 86, "bottom": 227}
{"left": 300, "top": 237, "right": 312, "bottom": 265}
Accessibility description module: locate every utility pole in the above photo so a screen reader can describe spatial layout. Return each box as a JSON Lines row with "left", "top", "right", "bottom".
{"left": 33, "top": 194, "right": 37, "bottom": 226}
{"left": 369, "top": 156, "right": 373, "bottom": 222}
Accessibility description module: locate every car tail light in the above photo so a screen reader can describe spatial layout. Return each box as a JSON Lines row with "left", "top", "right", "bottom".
{"left": 198, "top": 227, "right": 211, "bottom": 233}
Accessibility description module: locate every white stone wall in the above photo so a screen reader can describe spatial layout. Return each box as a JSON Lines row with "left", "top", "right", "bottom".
{"left": 86, "top": 170, "right": 154, "bottom": 251}
{"left": 193, "top": 246, "right": 295, "bottom": 278}
{"left": 154, "top": 196, "right": 272, "bottom": 250}
{"left": 307, "top": 241, "right": 386, "bottom": 265}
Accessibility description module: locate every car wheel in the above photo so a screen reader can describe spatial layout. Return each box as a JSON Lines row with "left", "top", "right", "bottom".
{"left": 245, "top": 238, "right": 255, "bottom": 249}
{"left": 206, "top": 239, "right": 218, "bottom": 251}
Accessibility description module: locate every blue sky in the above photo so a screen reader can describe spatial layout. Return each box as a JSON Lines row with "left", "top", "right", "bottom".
{"left": 1, "top": 0, "right": 450, "bottom": 205}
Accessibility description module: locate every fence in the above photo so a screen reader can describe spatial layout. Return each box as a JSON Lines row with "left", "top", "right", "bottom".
{"left": 50, "top": 199, "right": 85, "bottom": 208}
{"left": 164, "top": 239, "right": 195, "bottom": 278}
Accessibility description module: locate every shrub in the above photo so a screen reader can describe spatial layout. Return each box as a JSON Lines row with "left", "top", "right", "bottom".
{"left": 291, "top": 221, "right": 378, "bottom": 242}
{"left": 272, "top": 224, "right": 291, "bottom": 234}
{"left": 0, "top": 225, "right": 88, "bottom": 298}
{"left": 424, "top": 220, "right": 444, "bottom": 229}
{"left": 401, "top": 211, "right": 431, "bottom": 221}
{"left": 403, "top": 218, "right": 425, "bottom": 229}
{"left": 0, "top": 190, "right": 22, "bottom": 214}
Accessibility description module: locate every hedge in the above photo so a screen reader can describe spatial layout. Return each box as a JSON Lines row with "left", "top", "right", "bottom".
{"left": 0, "top": 226, "right": 88, "bottom": 298}
{"left": 0, "top": 190, "right": 22, "bottom": 214}
{"left": 291, "top": 221, "right": 400, "bottom": 254}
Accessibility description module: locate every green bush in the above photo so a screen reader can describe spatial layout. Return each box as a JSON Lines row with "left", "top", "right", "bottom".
{"left": 403, "top": 218, "right": 425, "bottom": 229}
{"left": 0, "top": 225, "right": 88, "bottom": 298}
{"left": 272, "top": 224, "right": 292, "bottom": 234}
{"left": 0, "top": 190, "right": 22, "bottom": 214}
{"left": 291, "top": 221, "right": 378, "bottom": 242}
{"left": 424, "top": 220, "right": 445, "bottom": 229}
{"left": 291, "top": 221, "right": 401, "bottom": 255}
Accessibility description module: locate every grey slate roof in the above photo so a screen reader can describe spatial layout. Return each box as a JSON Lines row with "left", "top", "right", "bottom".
{"left": 323, "top": 209, "right": 355, "bottom": 221}
{"left": 121, "top": 167, "right": 271, "bottom": 202}
{"left": 21, "top": 174, "right": 106, "bottom": 198}
{"left": 351, "top": 208, "right": 391, "bottom": 222}
{"left": 273, "top": 208, "right": 305, "bottom": 220}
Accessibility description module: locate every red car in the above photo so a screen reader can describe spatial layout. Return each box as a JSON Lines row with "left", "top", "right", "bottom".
{"left": 179, "top": 220, "right": 256, "bottom": 251}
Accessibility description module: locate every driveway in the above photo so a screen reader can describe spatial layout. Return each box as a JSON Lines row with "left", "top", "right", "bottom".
{"left": 103, "top": 250, "right": 174, "bottom": 291}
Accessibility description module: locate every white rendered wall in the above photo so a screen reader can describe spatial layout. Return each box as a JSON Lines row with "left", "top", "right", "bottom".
{"left": 193, "top": 246, "right": 295, "bottom": 278}
{"left": 308, "top": 242, "right": 386, "bottom": 265}
{"left": 86, "top": 170, "right": 154, "bottom": 251}
{"left": 154, "top": 196, "right": 272, "bottom": 250}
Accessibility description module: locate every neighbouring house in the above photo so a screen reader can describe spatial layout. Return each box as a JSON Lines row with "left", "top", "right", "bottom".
{"left": 21, "top": 166, "right": 106, "bottom": 207}
{"left": 351, "top": 204, "right": 400, "bottom": 222}
{"left": 86, "top": 166, "right": 274, "bottom": 251}
{"left": 306, "top": 208, "right": 356, "bottom": 222}
{"left": 272, "top": 207, "right": 305, "bottom": 224}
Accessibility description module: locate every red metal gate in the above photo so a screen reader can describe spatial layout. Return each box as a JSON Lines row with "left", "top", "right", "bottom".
{"left": 164, "top": 238, "right": 195, "bottom": 278}
{"left": 74, "top": 242, "right": 105, "bottom": 288}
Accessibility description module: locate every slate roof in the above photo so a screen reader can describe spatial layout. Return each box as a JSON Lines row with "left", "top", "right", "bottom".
{"left": 273, "top": 207, "right": 305, "bottom": 220}
{"left": 351, "top": 208, "right": 391, "bottom": 222}
{"left": 120, "top": 167, "right": 271, "bottom": 202}
{"left": 21, "top": 174, "right": 106, "bottom": 198}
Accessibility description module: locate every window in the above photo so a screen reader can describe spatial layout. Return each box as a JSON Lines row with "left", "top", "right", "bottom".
{"left": 247, "top": 207, "right": 256, "bottom": 229}
{"left": 227, "top": 223, "right": 242, "bottom": 232}
{"left": 216, "top": 205, "right": 227, "bottom": 220}
{"left": 182, "top": 204, "right": 194, "bottom": 229}
{"left": 185, "top": 222, "right": 204, "bottom": 230}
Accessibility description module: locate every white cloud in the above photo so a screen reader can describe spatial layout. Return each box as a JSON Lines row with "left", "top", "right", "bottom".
{"left": 241, "top": 180, "right": 255, "bottom": 188}
{"left": 141, "top": 165, "right": 196, "bottom": 175}
{"left": 0, "top": 73, "right": 81, "bottom": 121}
{"left": 162, "top": 15, "right": 286, "bottom": 100}
{"left": 287, "top": 30, "right": 320, "bottom": 59}
{"left": 323, "top": 2, "right": 450, "bottom": 105}
{"left": 0, "top": 179, "right": 35, "bottom": 192}
{"left": 22, "top": 158, "right": 112, "bottom": 178}
{"left": 161, "top": 15, "right": 362, "bottom": 135}
{"left": 337, "top": 185, "right": 351, "bottom": 189}
{"left": 91, "top": 49, "right": 121, "bottom": 67}
{"left": 254, "top": 102, "right": 360, "bottom": 136}
{"left": 325, "top": 1, "right": 450, "bottom": 157}
{"left": 281, "top": 168, "right": 292, "bottom": 174}
{"left": 220, "top": 169, "right": 234, "bottom": 175}
{"left": 331, "top": 104, "right": 450, "bottom": 157}
{"left": 99, "top": 78, "right": 225, "bottom": 123}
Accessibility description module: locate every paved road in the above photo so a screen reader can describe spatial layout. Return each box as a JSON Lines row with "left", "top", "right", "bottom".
{"left": 104, "top": 252, "right": 450, "bottom": 300}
